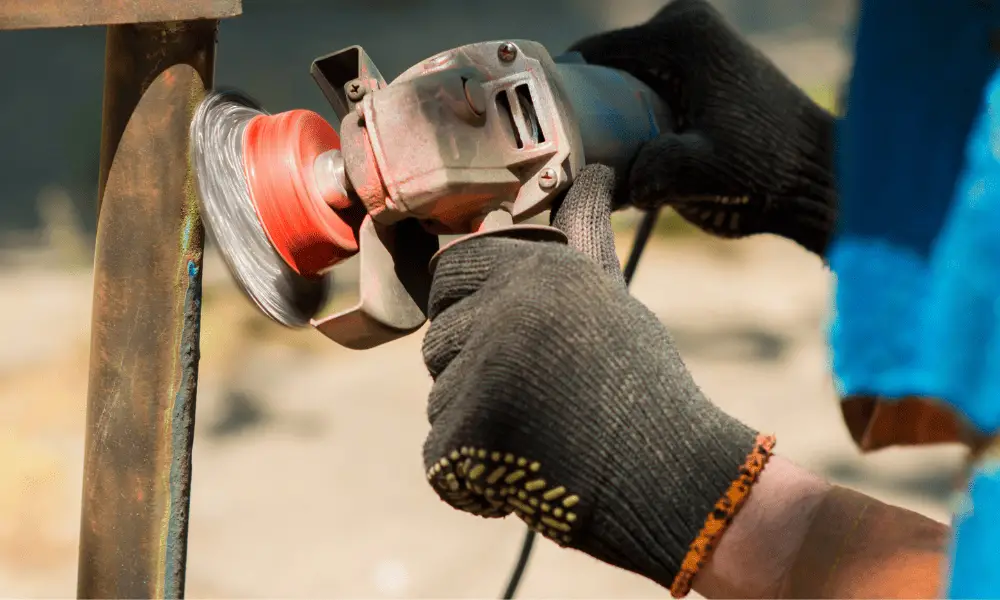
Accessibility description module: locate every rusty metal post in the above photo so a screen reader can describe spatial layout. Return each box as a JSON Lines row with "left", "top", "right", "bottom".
{"left": 78, "top": 19, "right": 218, "bottom": 599}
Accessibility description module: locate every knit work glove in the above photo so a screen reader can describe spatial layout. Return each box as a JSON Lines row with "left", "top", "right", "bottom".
{"left": 421, "top": 165, "right": 776, "bottom": 597}
{"left": 569, "top": 0, "right": 837, "bottom": 256}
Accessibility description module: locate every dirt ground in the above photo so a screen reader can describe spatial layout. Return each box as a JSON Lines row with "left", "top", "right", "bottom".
{"left": 0, "top": 231, "right": 963, "bottom": 598}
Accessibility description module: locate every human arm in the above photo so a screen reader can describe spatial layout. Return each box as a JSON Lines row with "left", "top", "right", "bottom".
{"left": 697, "top": 455, "right": 948, "bottom": 599}
{"left": 422, "top": 165, "right": 775, "bottom": 597}
{"left": 420, "top": 165, "right": 944, "bottom": 598}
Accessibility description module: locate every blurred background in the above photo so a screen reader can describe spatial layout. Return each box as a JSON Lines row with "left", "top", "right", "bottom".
{"left": 0, "top": 0, "right": 964, "bottom": 598}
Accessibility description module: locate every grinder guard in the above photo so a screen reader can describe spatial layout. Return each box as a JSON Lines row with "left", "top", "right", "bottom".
{"left": 312, "top": 216, "right": 438, "bottom": 350}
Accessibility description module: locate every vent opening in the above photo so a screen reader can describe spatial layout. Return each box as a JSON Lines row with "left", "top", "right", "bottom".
{"left": 495, "top": 85, "right": 544, "bottom": 150}
{"left": 515, "top": 84, "right": 544, "bottom": 145}
{"left": 496, "top": 91, "right": 522, "bottom": 148}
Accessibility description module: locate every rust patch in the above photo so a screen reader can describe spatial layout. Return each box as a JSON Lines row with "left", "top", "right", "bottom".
{"left": 98, "top": 20, "right": 218, "bottom": 209}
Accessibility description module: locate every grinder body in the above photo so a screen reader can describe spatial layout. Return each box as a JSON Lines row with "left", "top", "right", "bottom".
{"left": 195, "top": 40, "right": 670, "bottom": 350}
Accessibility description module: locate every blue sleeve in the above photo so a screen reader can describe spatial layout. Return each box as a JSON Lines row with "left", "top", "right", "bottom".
{"left": 829, "top": 0, "right": 1000, "bottom": 402}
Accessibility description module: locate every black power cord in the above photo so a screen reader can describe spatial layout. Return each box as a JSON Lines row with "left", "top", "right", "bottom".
{"left": 501, "top": 527, "right": 537, "bottom": 599}
{"left": 499, "top": 208, "right": 661, "bottom": 599}
{"left": 622, "top": 210, "right": 661, "bottom": 285}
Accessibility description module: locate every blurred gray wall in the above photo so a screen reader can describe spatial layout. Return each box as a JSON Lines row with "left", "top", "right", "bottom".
{"left": 0, "top": 0, "right": 851, "bottom": 237}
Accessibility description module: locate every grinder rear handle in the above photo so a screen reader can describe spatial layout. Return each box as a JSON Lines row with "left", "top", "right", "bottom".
{"left": 552, "top": 52, "right": 669, "bottom": 175}
{"left": 307, "top": 41, "right": 671, "bottom": 350}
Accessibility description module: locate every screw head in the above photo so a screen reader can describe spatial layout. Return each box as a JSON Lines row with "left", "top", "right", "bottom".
{"left": 497, "top": 42, "right": 518, "bottom": 63}
{"left": 538, "top": 168, "right": 559, "bottom": 190}
{"left": 346, "top": 78, "right": 366, "bottom": 102}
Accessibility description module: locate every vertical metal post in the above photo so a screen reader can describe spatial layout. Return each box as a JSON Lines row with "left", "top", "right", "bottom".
{"left": 78, "top": 19, "right": 217, "bottom": 599}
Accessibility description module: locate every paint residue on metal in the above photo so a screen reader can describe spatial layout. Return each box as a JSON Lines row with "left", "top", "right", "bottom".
{"left": 163, "top": 258, "right": 203, "bottom": 600}
{"left": 161, "top": 83, "right": 208, "bottom": 600}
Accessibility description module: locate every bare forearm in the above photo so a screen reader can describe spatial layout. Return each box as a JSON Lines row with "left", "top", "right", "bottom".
{"left": 694, "top": 456, "right": 948, "bottom": 599}
{"left": 693, "top": 456, "right": 828, "bottom": 598}
{"left": 779, "top": 483, "right": 947, "bottom": 598}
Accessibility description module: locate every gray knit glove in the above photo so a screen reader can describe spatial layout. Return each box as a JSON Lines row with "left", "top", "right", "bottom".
{"left": 421, "top": 165, "right": 776, "bottom": 596}
{"left": 570, "top": 0, "right": 836, "bottom": 256}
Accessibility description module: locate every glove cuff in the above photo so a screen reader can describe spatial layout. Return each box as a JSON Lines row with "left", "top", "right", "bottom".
{"left": 669, "top": 433, "right": 777, "bottom": 598}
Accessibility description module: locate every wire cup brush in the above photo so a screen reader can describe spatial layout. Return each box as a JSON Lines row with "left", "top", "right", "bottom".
{"left": 190, "top": 41, "right": 670, "bottom": 350}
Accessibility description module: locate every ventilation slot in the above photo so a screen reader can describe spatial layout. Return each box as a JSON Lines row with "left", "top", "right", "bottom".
{"left": 496, "top": 91, "right": 522, "bottom": 148}
{"left": 495, "top": 85, "right": 544, "bottom": 150}
{"left": 515, "top": 84, "right": 544, "bottom": 145}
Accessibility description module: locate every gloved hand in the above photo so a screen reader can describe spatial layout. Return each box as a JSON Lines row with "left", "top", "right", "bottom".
{"left": 568, "top": 0, "right": 837, "bottom": 257}
{"left": 421, "top": 164, "right": 776, "bottom": 597}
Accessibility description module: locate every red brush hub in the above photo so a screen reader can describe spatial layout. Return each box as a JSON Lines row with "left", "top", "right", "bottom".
{"left": 242, "top": 109, "right": 360, "bottom": 278}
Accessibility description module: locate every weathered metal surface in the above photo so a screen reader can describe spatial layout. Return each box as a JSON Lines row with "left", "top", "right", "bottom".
{"left": 98, "top": 21, "right": 219, "bottom": 208}
{"left": 78, "top": 20, "right": 216, "bottom": 600}
{"left": 0, "top": 0, "right": 240, "bottom": 31}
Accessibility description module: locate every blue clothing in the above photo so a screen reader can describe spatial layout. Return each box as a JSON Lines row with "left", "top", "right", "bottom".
{"left": 831, "top": 0, "right": 1000, "bottom": 404}
{"left": 830, "top": 1, "right": 1000, "bottom": 596}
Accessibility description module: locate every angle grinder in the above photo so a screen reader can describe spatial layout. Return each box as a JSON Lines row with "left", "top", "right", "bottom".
{"left": 191, "top": 40, "right": 670, "bottom": 350}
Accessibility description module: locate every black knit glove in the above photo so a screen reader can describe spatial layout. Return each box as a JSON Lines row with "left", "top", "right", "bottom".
{"left": 569, "top": 0, "right": 837, "bottom": 257}
{"left": 421, "top": 165, "right": 776, "bottom": 597}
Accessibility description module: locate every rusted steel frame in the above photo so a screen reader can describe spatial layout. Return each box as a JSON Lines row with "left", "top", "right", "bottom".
{"left": 78, "top": 19, "right": 222, "bottom": 600}
{"left": 0, "top": 0, "right": 240, "bottom": 31}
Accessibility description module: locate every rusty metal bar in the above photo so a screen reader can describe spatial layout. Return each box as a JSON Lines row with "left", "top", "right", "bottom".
{"left": 0, "top": 0, "right": 240, "bottom": 31}
{"left": 78, "top": 18, "right": 223, "bottom": 600}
